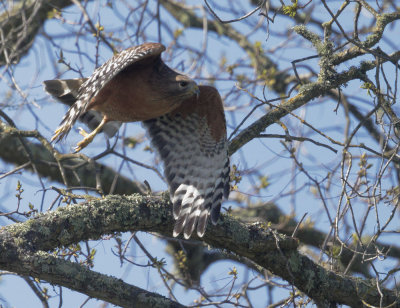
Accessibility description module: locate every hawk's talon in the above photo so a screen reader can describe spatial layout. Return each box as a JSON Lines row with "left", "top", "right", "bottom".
{"left": 73, "top": 128, "right": 93, "bottom": 152}
{"left": 74, "top": 136, "right": 93, "bottom": 153}
{"left": 78, "top": 127, "right": 89, "bottom": 137}
{"left": 74, "top": 118, "right": 108, "bottom": 152}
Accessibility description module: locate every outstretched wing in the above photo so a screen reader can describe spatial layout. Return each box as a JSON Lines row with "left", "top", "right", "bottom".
{"left": 51, "top": 42, "right": 166, "bottom": 142}
{"left": 144, "top": 85, "right": 230, "bottom": 239}
{"left": 43, "top": 78, "right": 121, "bottom": 138}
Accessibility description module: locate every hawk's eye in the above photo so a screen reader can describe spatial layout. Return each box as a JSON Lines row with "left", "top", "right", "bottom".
{"left": 179, "top": 81, "right": 189, "bottom": 88}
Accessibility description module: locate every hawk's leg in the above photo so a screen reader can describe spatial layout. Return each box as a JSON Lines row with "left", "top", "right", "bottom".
{"left": 74, "top": 116, "right": 108, "bottom": 152}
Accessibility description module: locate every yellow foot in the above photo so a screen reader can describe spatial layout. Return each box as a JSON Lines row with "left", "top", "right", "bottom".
{"left": 78, "top": 127, "right": 89, "bottom": 137}
{"left": 74, "top": 128, "right": 95, "bottom": 152}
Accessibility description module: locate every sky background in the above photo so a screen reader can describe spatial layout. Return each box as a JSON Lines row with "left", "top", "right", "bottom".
{"left": 1, "top": 0, "right": 399, "bottom": 307}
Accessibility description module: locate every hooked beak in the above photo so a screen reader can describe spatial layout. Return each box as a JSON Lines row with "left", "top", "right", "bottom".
{"left": 193, "top": 84, "right": 200, "bottom": 100}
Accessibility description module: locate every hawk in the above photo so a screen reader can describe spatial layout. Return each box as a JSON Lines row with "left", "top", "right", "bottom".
{"left": 44, "top": 42, "right": 199, "bottom": 152}
{"left": 45, "top": 43, "right": 230, "bottom": 238}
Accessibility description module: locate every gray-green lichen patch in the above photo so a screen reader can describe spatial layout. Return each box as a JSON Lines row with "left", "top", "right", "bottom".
{"left": 304, "top": 269, "right": 316, "bottom": 293}
{"left": 222, "top": 215, "right": 250, "bottom": 245}
{"left": 292, "top": 25, "right": 322, "bottom": 48}
{"left": 58, "top": 229, "right": 73, "bottom": 245}
{"left": 137, "top": 292, "right": 174, "bottom": 308}
{"left": 288, "top": 252, "right": 301, "bottom": 273}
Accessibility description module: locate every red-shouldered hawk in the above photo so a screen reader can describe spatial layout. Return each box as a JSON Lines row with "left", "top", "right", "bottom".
{"left": 45, "top": 44, "right": 230, "bottom": 239}
{"left": 44, "top": 42, "right": 199, "bottom": 152}
{"left": 144, "top": 85, "right": 230, "bottom": 239}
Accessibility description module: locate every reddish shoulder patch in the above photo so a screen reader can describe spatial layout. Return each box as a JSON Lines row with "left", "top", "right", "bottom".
{"left": 172, "top": 85, "right": 226, "bottom": 141}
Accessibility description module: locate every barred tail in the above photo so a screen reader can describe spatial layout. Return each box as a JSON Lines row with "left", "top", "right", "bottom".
{"left": 43, "top": 78, "right": 121, "bottom": 140}
{"left": 43, "top": 79, "right": 86, "bottom": 142}
{"left": 43, "top": 78, "right": 86, "bottom": 106}
{"left": 172, "top": 179, "right": 227, "bottom": 239}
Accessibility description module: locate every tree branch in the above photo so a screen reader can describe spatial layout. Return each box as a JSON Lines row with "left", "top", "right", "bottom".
{"left": 1, "top": 194, "right": 398, "bottom": 307}
{"left": 160, "top": 0, "right": 290, "bottom": 95}
{"left": 228, "top": 53, "right": 400, "bottom": 155}
{"left": 0, "top": 0, "right": 79, "bottom": 66}
{"left": 159, "top": 0, "right": 400, "bottom": 157}
{"left": 0, "top": 121, "right": 143, "bottom": 195}
{"left": 1, "top": 250, "right": 184, "bottom": 308}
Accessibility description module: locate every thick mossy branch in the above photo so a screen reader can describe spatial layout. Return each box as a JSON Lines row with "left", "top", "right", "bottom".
{"left": 0, "top": 194, "right": 398, "bottom": 307}
{"left": 0, "top": 122, "right": 143, "bottom": 194}
{"left": 233, "top": 203, "right": 400, "bottom": 278}
{"left": 2, "top": 251, "right": 184, "bottom": 308}
{"left": 1, "top": 194, "right": 297, "bottom": 253}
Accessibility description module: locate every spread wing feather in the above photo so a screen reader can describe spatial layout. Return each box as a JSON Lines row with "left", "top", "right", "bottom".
{"left": 43, "top": 78, "right": 121, "bottom": 138}
{"left": 144, "top": 86, "right": 230, "bottom": 238}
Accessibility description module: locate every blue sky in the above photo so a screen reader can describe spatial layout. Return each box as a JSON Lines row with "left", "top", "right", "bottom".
{"left": 1, "top": 0, "right": 400, "bottom": 307}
